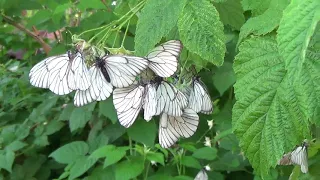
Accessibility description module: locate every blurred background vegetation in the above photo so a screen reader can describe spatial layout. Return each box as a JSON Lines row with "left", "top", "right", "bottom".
{"left": 0, "top": 0, "right": 319, "bottom": 179}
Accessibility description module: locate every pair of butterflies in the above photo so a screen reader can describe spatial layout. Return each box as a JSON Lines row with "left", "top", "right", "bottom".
{"left": 29, "top": 40, "right": 182, "bottom": 106}
{"left": 113, "top": 76, "right": 212, "bottom": 148}
{"left": 277, "top": 142, "right": 308, "bottom": 173}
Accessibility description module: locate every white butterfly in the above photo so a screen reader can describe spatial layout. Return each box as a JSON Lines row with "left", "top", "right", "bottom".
{"left": 278, "top": 143, "right": 308, "bottom": 173}
{"left": 194, "top": 169, "right": 208, "bottom": 180}
{"left": 146, "top": 40, "right": 182, "bottom": 77}
{"left": 29, "top": 51, "right": 90, "bottom": 95}
{"left": 154, "top": 77, "right": 188, "bottom": 117}
{"left": 159, "top": 108, "right": 199, "bottom": 148}
{"left": 74, "top": 55, "right": 148, "bottom": 107}
{"left": 142, "top": 83, "right": 157, "bottom": 121}
{"left": 113, "top": 83, "right": 145, "bottom": 128}
{"left": 188, "top": 77, "right": 212, "bottom": 114}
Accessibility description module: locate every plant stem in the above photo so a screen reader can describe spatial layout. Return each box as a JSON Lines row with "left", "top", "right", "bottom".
{"left": 1, "top": 14, "right": 51, "bottom": 54}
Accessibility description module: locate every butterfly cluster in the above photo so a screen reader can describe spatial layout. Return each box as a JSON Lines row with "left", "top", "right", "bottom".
{"left": 29, "top": 40, "right": 213, "bottom": 148}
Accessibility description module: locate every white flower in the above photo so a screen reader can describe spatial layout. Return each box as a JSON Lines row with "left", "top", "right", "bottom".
{"left": 207, "top": 120, "right": 213, "bottom": 130}
{"left": 204, "top": 165, "right": 211, "bottom": 171}
{"left": 150, "top": 161, "right": 157, "bottom": 166}
{"left": 204, "top": 136, "right": 211, "bottom": 147}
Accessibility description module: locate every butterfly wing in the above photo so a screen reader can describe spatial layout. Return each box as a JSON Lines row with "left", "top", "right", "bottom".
{"left": 74, "top": 66, "right": 113, "bottom": 107}
{"left": 146, "top": 40, "right": 182, "bottom": 77}
{"left": 159, "top": 108, "right": 199, "bottom": 148}
{"left": 194, "top": 170, "right": 208, "bottom": 180}
{"left": 103, "top": 55, "right": 148, "bottom": 88}
{"left": 189, "top": 79, "right": 212, "bottom": 114}
{"left": 113, "top": 84, "right": 145, "bottom": 128}
{"left": 155, "top": 81, "right": 188, "bottom": 116}
{"left": 143, "top": 84, "right": 157, "bottom": 121}
{"left": 29, "top": 53, "right": 70, "bottom": 89}
{"left": 291, "top": 146, "right": 308, "bottom": 173}
{"left": 68, "top": 52, "right": 90, "bottom": 91}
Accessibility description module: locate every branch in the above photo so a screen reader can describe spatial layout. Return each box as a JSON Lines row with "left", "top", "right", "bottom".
{"left": 1, "top": 14, "right": 52, "bottom": 54}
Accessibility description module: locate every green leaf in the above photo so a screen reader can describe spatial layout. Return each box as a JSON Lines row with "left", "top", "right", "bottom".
{"left": 127, "top": 119, "right": 156, "bottom": 146}
{"left": 238, "top": 0, "right": 289, "bottom": 45}
{"left": 232, "top": 36, "right": 311, "bottom": 176}
{"left": 241, "top": 0, "right": 272, "bottom": 15}
{"left": 44, "top": 120, "right": 64, "bottom": 135}
{"left": 90, "top": 145, "right": 116, "bottom": 159}
{"left": 295, "top": 46, "right": 320, "bottom": 123}
{"left": 178, "top": 0, "right": 226, "bottom": 66}
{"left": 115, "top": 157, "right": 144, "bottom": 180}
{"left": 59, "top": 104, "right": 75, "bottom": 121}
{"left": 103, "top": 147, "right": 128, "bottom": 168}
{"left": 89, "top": 145, "right": 128, "bottom": 168}
{"left": 180, "top": 156, "right": 202, "bottom": 169}
{"left": 77, "top": 0, "right": 106, "bottom": 11}
{"left": 69, "top": 107, "right": 93, "bottom": 132}
{"left": 49, "top": 141, "right": 89, "bottom": 164}
{"left": 85, "top": 165, "right": 115, "bottom": 180}
{"left": 192, "top": 147, "right": 218, "bottom": 160}
{"left": 277, "top": 0, "right": 320, "bottom": 81}
{"left": 135, "top": 0, "right": 187, "bottom": 56}
{"left": 69, "top": 156, "right": 98, "bottom": 180}
{"left": 213, "top": 0, "right": 245, "bottom": 30}
{"left": 99, "top": 98, "right": 118, "bottom": 124}
{"left": 146, "top": 152, "right": 165, "bottom": 166}
{"left": 212, "top": 61, "right": 236, "bottom": 95}
{"left": 5, "top": 140, "right": 27, "bottom": 152}
{"left": 0, "top": 151, "right": 15, "bottom": 172}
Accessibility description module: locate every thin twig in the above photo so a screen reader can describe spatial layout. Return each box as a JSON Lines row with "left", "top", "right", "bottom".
{"left": 1, "top": 14, "right": 51, "bottom": 54}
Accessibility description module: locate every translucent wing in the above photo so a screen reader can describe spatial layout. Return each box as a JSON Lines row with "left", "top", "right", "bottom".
{"left": 113, "top": 84, "right": 145, "bottom": 128}
{"left": 189, "top": 79, "right": 212, "bottom": 114}
{"left": 194, "top": 170, "right": 208, "bottom": 180}
{"left": 146, "top": 40, "right": 182, "bottom": 77}
{"left": 155, "top": 81, "right": 188, "bottom": 116}
{"left": 74, "top": 66, "right": 113, "bottom": 107}
{"left": 143, "top": 84, "right": 157, "bottom": 121}
{"left": 278, "top": 145, "right": 308, "bottom": 173}
{"left": 103, "top": 55, "right": 148, "bottom": 88}
{"left": 291, "top": 146, "right": 308, "bottom": 173}
{"left": 29, "top": 54, "right": 69, "bottom": 89}
{"left": 68, "top": 52, "right": 90, "bottom": 91}
{"left": 159, "top": 108, "right": 199, "bottom": 148}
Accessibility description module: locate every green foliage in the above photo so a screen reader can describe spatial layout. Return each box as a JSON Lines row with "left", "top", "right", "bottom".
{"left": 178, "top": 0, "right": 226, "bottom": 66}
{"left": 277, "top": 0, "right": 320, "bottom": 81}
{"left": 238, "top": 0, "right": 289, "bottom": 45}
{"left": 0, "top": 0, "right": 319, "bottom": 179}
{"left": 135, "top": 0, "right": 187, "bottom": 56}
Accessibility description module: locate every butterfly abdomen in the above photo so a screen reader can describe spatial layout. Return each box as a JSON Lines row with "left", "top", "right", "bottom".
{"left": 96, "top": 57, "right": 111, "bottom": 82}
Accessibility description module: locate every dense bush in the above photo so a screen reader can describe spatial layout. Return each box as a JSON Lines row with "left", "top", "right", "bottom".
{"left": 0, "top": 0, "right": 319, "bottom": 179}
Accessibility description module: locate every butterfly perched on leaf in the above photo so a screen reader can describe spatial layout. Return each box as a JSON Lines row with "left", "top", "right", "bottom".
{"left": 277, "top": 142, "right": 308, "bottom": 173}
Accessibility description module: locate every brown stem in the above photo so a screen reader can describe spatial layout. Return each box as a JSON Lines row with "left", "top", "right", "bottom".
{"left": 1, "top": 14, "right": 52, "bottom": 54}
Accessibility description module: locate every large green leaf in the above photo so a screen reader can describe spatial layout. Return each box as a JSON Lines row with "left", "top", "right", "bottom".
{"left": 213, "top": 0, "right": 245, "bottom": 30}
{"left": 232, "top": 36, "right": 313, "bottom": 176}
{"left": 135, "top": 0, "right": 187, "bottom": 56}
{"left": 178, "top": 0, "right": 226, "bottom": 66}
{"left": 69, "top": 156, "right": 98, "bottom": 180}
{"left": 115, "top": 156, "right": 144, "bottom": 180}
{"left": 0, "top": 151, "right": 15, "bottom": 173}
{"left": 238, "top": 0, "right": 289, "bottom": 45}
{"left": 49, "top": 141, "right": 89, "bottom": 164}
{"left": 69, "top": 104, "right": 95, "bottom": 132}
{"left": 277, "top": 0, "right": 320, "bottom": 81}
{"left": 192, "top": 147, "right": 218, "bottom": 160}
